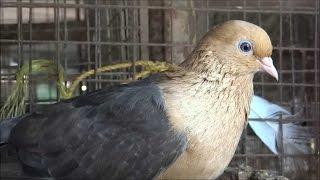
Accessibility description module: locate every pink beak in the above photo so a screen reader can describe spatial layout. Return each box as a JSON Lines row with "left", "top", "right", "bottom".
{"left": 257, "top": 57, "right": 278, "bottom": 81}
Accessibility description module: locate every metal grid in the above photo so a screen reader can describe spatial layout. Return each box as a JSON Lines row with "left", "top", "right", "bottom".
{"left": 0, "top": 0, "right": 319, "bottom": 179}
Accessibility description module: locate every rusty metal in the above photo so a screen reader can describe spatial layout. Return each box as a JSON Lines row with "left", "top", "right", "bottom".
{"left": 0, "top": 0, "right": 319, "bottom": 179}
{"left": 1, "top": 1, "right": 318, "bottom": 15}
{"left": 1, "top": 39, "right": 320, "bottom": 52}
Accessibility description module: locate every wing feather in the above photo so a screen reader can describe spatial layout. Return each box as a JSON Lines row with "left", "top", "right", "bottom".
{"left": 10, "top": 79, "right": 187, "bottom": 179}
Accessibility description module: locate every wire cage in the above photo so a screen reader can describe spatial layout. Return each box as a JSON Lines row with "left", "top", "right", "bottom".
{"left": 0, "top": 0, "right": 319, "bottom": 179}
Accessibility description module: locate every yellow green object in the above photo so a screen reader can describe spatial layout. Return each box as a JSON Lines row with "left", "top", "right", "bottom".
{"left": 0, "top": 59, "right": 177, "bottom": 120}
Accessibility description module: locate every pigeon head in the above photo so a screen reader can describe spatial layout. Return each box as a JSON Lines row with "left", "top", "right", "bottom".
{"left": 183, "top": 20, "right": 278, "bottom": 81}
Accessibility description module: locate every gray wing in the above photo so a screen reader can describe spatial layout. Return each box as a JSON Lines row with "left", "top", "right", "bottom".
{"left": 9, "top": 79, "right": 188, "bottom": 180}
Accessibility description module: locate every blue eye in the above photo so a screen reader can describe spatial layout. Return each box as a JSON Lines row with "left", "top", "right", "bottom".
{"left": 239, "top": 41, "right": 252, "bottom": 53}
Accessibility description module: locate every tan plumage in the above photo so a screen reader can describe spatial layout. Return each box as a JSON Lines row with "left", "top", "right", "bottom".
{"left": 157, "top": 20, "right": 277, "bottom": 179}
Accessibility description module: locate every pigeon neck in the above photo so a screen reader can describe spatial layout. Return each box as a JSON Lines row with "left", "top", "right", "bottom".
{"left": 180, "top": 49, "right": 255, "bottom": 85}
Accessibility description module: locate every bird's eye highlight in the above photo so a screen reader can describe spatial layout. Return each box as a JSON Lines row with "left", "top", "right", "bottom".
{"left": 239, "top": 40, "right": 252, "bottom": 53}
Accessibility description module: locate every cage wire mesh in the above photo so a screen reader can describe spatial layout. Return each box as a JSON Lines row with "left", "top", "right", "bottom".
{"left": 0, "top": 0, "right": 319, "bottom": 179}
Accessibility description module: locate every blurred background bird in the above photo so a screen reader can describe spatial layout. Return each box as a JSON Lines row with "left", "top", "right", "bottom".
{"left": 0, "top": 20, "right": 278, "bottom": 179}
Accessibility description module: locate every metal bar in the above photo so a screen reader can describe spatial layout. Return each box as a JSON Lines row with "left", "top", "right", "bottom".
{"left": 120, "top": 1, "right": 127, "bottom": 62}
{"left": 2, "top": 70, "right": 312, "bottom": 81}
{"left": 170, "top": 0, "right": 173, "bottom": 64}
{"left": 94, "top": 0, "right": 98, "bottom": 90}
{"left": 206, "top": 0, "right": 209, "bottom": 31}
{"left": 63, "top": 0, "right": 68, "bottom": 83}
{"left": 2, "top": 2, "right": 318, "bottom": 15}
{"left": 0, "top": 26, "right": 142, "bottom": 34}
{"left": 75, "top": 0, "right": 82, "bottom": 83}
{"left": 124, "top": 0, "right": 129, "bottom": 63}
{"left": 17, "top": 0, "right": 22, "bottom": 68}
{"left": 280, "top": 70, "right": 318, "bottom": 73}
{"left": 0, "top": 1, "right": 319, "bottom": 178}
{"left": 132, "top": 0, "right": 138, "bottom": 80}
{"left": 97, "top": 1, "right": 101, "bottom": 89}
{"left": 258, "top": 0, "right": 266, "bottom": 98}
{"left": 279, "top": 114, "right": 284, "bottom": 175}
{"left": 86, "top": 7, "right": 91, "bottom": 72}
{"left": 279, "top": 2, "right": 284, "bottom": 105}
{"left": 260, "top": 47, "right": 320, "bottom": 51}
{"left": 2, "top": 39, "right": 319, "bottom": 51}
{"left": 314, "top": 0, "right": 320, "bottom": 178}
{"left": 253, "top": 82, "right": 320, "bottom": 87}
{"left": 139, "top": 0, "right": 149, "bottom": 60}
{"left": 54, "top": 0, "right": 61, "bottom": 100}
{"left": 105, "top": 3, "right": 111, "bottom": 65}
{"left": 243, "top": 0, "right": 246, "bottom": 20}
{"left": 289, "top": 13, "right": 295, "bottom": 117}
{"left": 235, "top": 154, "right": 319, "bottom": 158}
{"left": 249, "top": 118, "right": 320, "bottom": 123}
{"left": 301, "top": 50, "right": 306, "bottom": 108}
{"left": 1, "top": 71, "right": 132, "bottom": 77}
{"left": 28, "top": 0, "right": 35, "bottom": 113}
{"left": 227, "top": 1, "right": 230, "bottom": 20}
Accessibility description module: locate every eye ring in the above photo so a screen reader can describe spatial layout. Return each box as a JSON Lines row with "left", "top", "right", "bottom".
{"left": 238, "top": 40, "right": 253, "bottom": 54}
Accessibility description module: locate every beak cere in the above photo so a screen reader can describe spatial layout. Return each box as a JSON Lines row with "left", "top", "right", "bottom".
{"left": 257, "top": 57, "right": 279, "bottom": 81}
